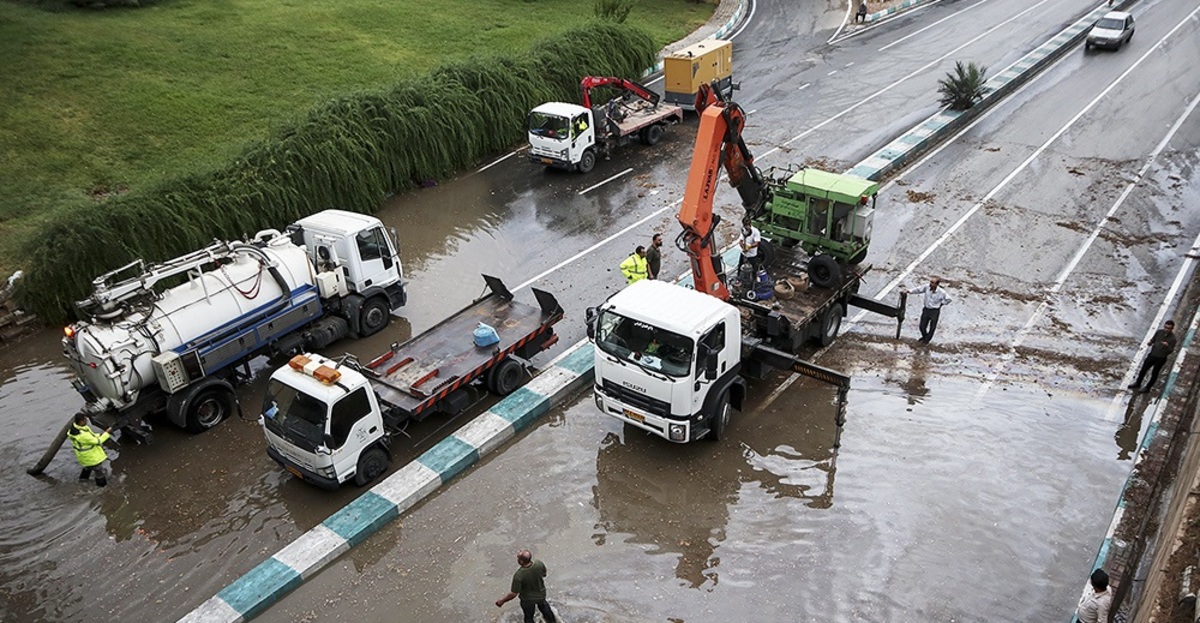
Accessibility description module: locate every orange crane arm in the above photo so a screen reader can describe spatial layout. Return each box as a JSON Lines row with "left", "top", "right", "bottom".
{"left": 676, "top": 83, "right": 767, "bottom": 301}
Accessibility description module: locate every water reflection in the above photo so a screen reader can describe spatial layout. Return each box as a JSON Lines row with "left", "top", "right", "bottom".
{"left": 591, "top": 378, "right": 843, "bottom": 589}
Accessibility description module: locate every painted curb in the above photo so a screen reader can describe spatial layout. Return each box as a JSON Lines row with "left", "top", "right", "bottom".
{"left": 863, "top": 0, "right": 938, "bottom": 24}
{"left": 179, "top": 2, "right": 1114, "bottom": 619}
{"left": 846, "top": 1, "right": 1131, "bottom": 182}
{"left": 176, "top": 346, "right": 595, "bottom": 623}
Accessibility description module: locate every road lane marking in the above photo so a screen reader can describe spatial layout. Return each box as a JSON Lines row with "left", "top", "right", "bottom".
{"left": 760, "top": 0, "right": 1055, "bottom": 161}
{"left": 845, "top": 62, "right": 855, "bottom": 68}
{"left": 878, "top": 0, "right": 993, "bottom": 52}
{"left": 578, "top": 168, "right": 633, "bottom": 195}
{"left": 798, "top": 83, "right": 811, "bottom": 91}
{"left": 828, "top": 69, "right": 839, "bottom": 75}
{"left": 975, "top": 84, "right": 1200, "bottom": 401}
{"left": 851, "top": 0, "right": 1200, "bottom": 323}
{"left": 830, "top": 0, "right": 945, "bottom": 44}
{"left": 477, "top": 148, "right": 524, "bottom": 173}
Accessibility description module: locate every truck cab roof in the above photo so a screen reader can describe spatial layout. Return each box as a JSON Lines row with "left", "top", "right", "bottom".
{"left": 270, "top": 353, "right": 367, "bottom": 404}
{"left": 531, "top": 102, "right": 589, "bottom": 118}
{"left": 295, "top": 209, "right": 382, "bottom": 238}
{"left": 603, "top": 280, "right": 731, "bottom": 337}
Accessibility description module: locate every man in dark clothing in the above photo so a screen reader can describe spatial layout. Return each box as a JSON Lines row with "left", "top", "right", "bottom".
{"left": 496, "top": 550, "right": 556, "bottom": 623}
{"left": 646, "top": 233, "right": 664, "bottom": 279}
{"left": 856, "top": 0, "right": 868, "bottom": 23}
{"left": 1129, "top": 320, "right": 1177, "bottom": 393}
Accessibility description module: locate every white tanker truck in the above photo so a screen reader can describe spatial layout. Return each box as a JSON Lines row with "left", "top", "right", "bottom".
{"left": 60, "top": 209, "right": 407, "bottom": 438}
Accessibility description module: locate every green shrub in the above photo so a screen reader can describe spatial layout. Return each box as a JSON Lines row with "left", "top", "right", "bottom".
{"left": 938, "top": 61, "right": 988, "bottom": 111}
{"left": 16, "top": 21, "right": 657, "bottom": 322}
{"left": 595, "top": 0, "right": 635, "bottom": 22}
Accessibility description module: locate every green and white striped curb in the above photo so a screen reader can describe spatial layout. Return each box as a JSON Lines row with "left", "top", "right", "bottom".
{"left": 863, "top": 0, "right": 938, "bottom": 24}
{"left": 847, "top": 1, "right": 1130, "bottom": 181}
{"left": 177, "top": 345, "right": 595, "bottom": 623}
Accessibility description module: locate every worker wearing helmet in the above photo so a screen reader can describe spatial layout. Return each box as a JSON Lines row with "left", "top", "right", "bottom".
{"left": 67, "top": 413, "right": 113, "bottom": 487}
{"left": 619, "top": 246, "right": 649, "bottom": 284}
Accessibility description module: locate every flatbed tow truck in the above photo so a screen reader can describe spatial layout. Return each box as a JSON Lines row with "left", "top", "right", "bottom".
{"left": 262, "top": 275, "right": 563, "bottom": 488}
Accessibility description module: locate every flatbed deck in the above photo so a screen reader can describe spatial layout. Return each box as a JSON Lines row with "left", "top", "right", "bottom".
{"left": 599, "top": 100, "right": 684, "bottom": 137}
{"left": 361, "top": 276, "right": 561, "bottom": 420}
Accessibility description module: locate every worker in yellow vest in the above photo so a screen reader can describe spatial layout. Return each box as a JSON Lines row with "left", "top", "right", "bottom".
{"left": 67, "top": 413, "right": 113, "bottom": 487}
{"left": 619, "top": 246, "right": 649, "bottom": 284}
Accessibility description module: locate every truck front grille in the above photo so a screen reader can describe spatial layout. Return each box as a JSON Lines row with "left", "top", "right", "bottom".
{"left": 600, "top": 380, "right": 671, "bottom": 418}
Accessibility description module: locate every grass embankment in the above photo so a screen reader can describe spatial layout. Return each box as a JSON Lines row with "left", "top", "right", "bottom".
{"left": 0, "top": 0, "right": 716, "bottom": 320}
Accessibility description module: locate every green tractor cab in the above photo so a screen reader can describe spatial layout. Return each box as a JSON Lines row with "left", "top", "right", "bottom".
{"left": 753, "top": 167, "right": 878, "bottom": 289}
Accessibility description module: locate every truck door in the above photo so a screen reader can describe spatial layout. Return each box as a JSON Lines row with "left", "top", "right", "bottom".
{"left": 695, "top": 322, "right": 729, "bottom": 413}
{"left": 349, "top": 226, "right": 400, "bottom": 293}
{"left": 571, "top": 112, "right": 594, "bottom": 163}
{"left": 327, "top": 387, "right": 379, "bottom": 477}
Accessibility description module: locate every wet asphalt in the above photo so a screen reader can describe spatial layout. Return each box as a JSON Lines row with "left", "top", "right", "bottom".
{"left": 1, "top": 0, "right": 1198, "bottom": 620}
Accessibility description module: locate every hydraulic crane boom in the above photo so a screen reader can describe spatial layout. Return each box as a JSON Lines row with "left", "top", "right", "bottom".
{"left": 579, "top": 76, "right": 661, "bottom": 109}
{"left": 676, "top": 82, "right": 769, "bottom": 300}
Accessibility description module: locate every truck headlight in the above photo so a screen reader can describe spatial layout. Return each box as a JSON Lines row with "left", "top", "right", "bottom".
{"left": 669, "top": 424, "right": 686, "bottom": 441}
{"left": 595, "top": 393, "right": 603, "bottom": 410}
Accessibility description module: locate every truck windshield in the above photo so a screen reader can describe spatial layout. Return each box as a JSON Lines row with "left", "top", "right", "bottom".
{"left": 262, "top": 379, "right": 328, "bottom": 452}
{"left": 595, "top": 310, "right": 693, "bottom": 378}
{"left": 528, "top": 112, "right": 569, "bottom": 140}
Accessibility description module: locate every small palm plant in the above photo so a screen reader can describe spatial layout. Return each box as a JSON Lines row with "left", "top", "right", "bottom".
{"left": 938, "top": 61, "right": 988, "bottom": 110}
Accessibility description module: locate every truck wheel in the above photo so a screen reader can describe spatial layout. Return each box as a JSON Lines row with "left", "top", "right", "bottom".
{"left": 818, "top": 303, "right": 843, "bottom": 347}
{"left": 577, "top": 149, "right": 596, "bottom": 174}
{"left": 184, "top": 384, "right": 235, "bottom": 433}
{"left": 354, "top": 447, "right": 389, "bottom": 487}
{"left": 808, "top": 254, "right": 842, "bottom": 289}
{"left": 359, "top": 297, "right": 391, "bottom": 337}
{"left": 640, "top": 124, "right": 664, "bottom": 146}
{"left": 486, "top": 358, "right": 525, "bottom": 396}
{"left": 708, "top": 391, "right": 731, "bottom": 441}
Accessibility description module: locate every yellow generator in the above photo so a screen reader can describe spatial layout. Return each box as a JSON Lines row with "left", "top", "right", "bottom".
{"left": 663, "top": 39, "right": 735, "bottom": 111}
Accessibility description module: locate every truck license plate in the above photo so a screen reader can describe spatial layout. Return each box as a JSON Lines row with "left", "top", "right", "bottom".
{"left": 286, "top": 465, "right": 303, "bottom": 478}
{"left": 540, "top": 158, "right": 553, "bottom": 165}
{"left": 624, "top": 409, "right": 644, "bottom": 423}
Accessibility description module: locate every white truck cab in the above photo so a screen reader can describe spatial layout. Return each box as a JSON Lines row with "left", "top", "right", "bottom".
{"left": 527, "top": 102, "right": 597, "bottom": 172}
{"left": 589, "top": 280, "right": 745, "bottom": 442}
{"left": 261, "top": 353, "right": 389, "bottom": 489}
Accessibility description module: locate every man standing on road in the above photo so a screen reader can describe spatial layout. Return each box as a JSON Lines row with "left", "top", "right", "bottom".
{"left": 901, "top": 277, "right": 952, "bottom": 344}
{"left": 67, "top": 413, "right": 113, "bottom": 488}
{"left": 1076, "top": 568, "right": 1112, "bottom": 623}
{"left": 495, "top": 549, "right": 557, "bottom": 623}
{"left": 620, "top": 246, "right": 649, "bottom": 284}
{"left": 1128, "top": 320, "right": 1176, "bottom": 394}
{"left": 646, "top": 233, "right": 664, "bottom": 279}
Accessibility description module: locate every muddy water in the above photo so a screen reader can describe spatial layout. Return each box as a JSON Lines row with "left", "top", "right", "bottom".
{"left": 252, "top": 355, "right": 1130, "bottom": 623}
{"left": 0, "top": 137, "right": 695, "bottom": 621}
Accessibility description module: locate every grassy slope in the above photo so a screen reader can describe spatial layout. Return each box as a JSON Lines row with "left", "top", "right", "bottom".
{"left": 0, "top": 0, "right": 714, "bottom": 275}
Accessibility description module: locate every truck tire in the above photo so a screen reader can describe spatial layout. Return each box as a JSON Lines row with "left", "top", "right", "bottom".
{"left": 808, "top": 254, "right": 842, "bottom": 289}
{"left": 354, "top": 447, "right": 389, "bottom": 487}
{"left": 640, "top": 124, "right": 664, "bottom": 146}
{"left": 359, "top": 296, "right": 391, "bottom": 337}
{"left": 486, "top": 357, "right": 524, "bottom": 396}
{"left": 818, "top": 303, "right": 843, "bottom": 347}
{"left": 184, "top": 383, "right": 235, "bottom": 433}
{"left": 577, "top": 149, "right": 596, "bottom": 174}
{"left": 708, "top": 391, "right": 732, "bottom": 441}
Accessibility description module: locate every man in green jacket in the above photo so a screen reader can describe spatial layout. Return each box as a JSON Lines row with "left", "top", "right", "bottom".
{"left": 619, "top": 246, "right": 649, "bottom": 284}
{"left": 67, "top": 413, "right": 112, "bottom": 487}
{"left": 495, "top": 549, "right": 557, "bottom": 623}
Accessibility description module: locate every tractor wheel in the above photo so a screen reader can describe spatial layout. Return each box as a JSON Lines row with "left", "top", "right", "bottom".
{"left": 808, "top": 254, "right": 842, "bottom": 289}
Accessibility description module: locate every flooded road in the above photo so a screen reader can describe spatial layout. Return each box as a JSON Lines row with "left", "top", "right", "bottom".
{"left": 2, "top": 0, "right": 1197, "bottom": 620}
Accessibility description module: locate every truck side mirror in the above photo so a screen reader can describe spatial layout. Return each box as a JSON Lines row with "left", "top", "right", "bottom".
{"left": 585, "top": 307, "right": 597, "bottom": 340}
{"left": 322, "top": 433, "right": 336, "bottom": 452}
{"left": 705, "top": 352, "right": 718, "bottom": 380}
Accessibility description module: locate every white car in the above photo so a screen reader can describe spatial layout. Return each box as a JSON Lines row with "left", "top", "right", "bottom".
{"left": 1086, "top": 11, "right": 1134, "bottom": 51}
